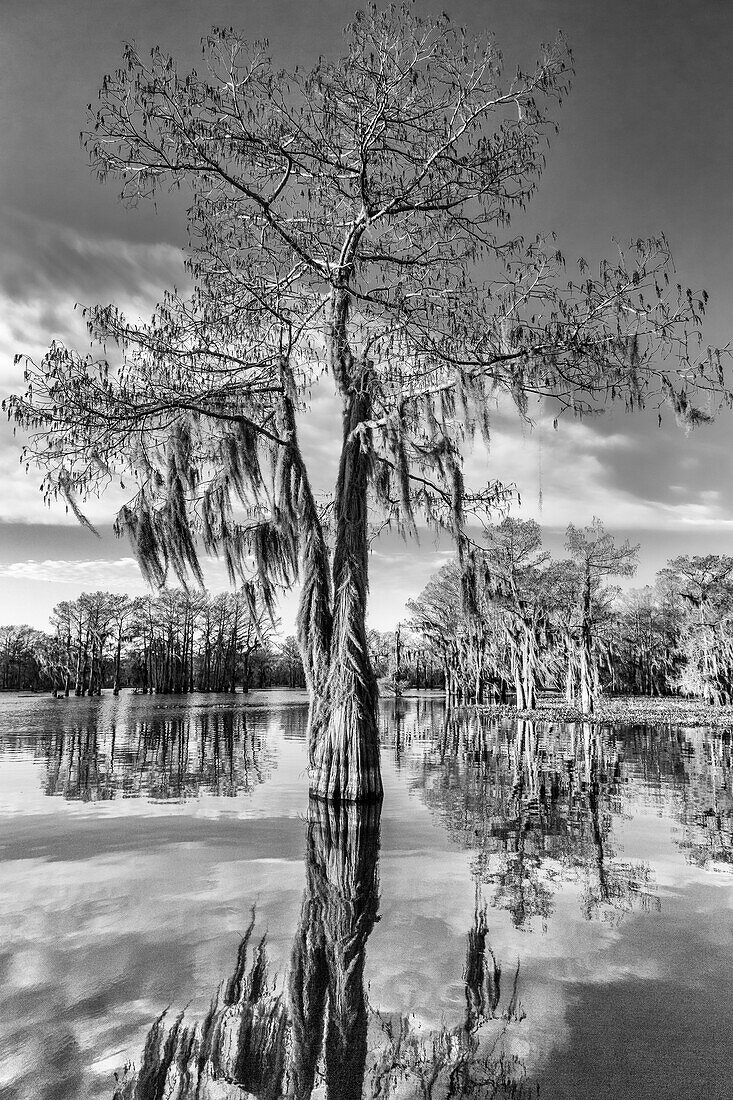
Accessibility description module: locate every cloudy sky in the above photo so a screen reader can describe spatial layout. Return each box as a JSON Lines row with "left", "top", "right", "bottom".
{"left": 1, "top": 0, "right": 732, "bottom": 633}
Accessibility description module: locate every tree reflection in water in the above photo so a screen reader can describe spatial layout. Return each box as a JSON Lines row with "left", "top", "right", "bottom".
{"left": 386, "top": 702, "right": 733, "bottom": 920}
{"left": 36, "top": 700, "right": 732, "bottom": 873}
{"left": 394, "top": 709, "right": 662, "bottom": 928}
{"left": 112, "top": 799, "right": 536, "bottom": 1099}
{"left": 287, "top": 800, "right": 380, "bottom": 1100}
{"left": 463, "top": 895, "right": 523, "bottom": 1028}
{"left": 41, "top": 708, "right": 274, "bottom": 801}
{"left": 32, "top": 700, "right": 732, "bottom": 1095}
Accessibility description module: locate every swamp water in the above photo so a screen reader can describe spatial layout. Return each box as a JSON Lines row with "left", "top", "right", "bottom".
{"left": 0, "top": 691, "right": 731, "bottom": 1099}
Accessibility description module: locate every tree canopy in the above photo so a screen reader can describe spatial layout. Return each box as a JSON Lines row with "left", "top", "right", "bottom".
{"left": 6, "top": 3, "right": 730, "bottom": 799}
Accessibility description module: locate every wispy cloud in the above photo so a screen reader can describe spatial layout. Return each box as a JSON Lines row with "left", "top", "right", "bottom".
{"left": 462, "top": 396, "right": 733, "bottom": 533}
{"left": 0, "top": 207, "right": 186, "bottom": 317}
{"left": 0, "top": 557, "right": 146, "bottom": 589}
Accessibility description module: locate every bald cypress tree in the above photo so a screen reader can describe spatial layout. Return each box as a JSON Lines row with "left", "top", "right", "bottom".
{"left": 7, "top": 4, "right": 728, "bottom": 800}
{"left": 566, "top": 518, "right": 639, "bottom": 714}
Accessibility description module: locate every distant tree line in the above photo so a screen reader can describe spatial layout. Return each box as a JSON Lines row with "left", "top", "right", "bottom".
{"left": 367, "top": 624, "right": 444, "bottom": 694}
{"left": 408, "top": 517, "right": 733, "bottom": 712}
{"left": 3, "top": 526, "right": 733, "bottom": 710}
{"left": 0, "top": 588, "right": 305, "bottom": 695}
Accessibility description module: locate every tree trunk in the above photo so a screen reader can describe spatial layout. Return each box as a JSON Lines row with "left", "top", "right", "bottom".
{"left": 228, "top": 610, "right": 239, "bottom": 693}
{"left": 80, "top": 642, "right": 91, "bottom": 697}
{"left": 74, "top": 623, "right": 86, "bottom": 696}
{"left": 512, "top": 642, "right": 526, "bottom": 709}
{"left": 89, "top": 646, "right": 98, "bottom": 696}
{"left": 309, "top": 382, "right": 382, "bottom": 803}
{"left": 113, "top": 625, "right": 123, "bottom": 695}
{"left": 580, "top": 571, "right": 594, "bottom": 715}
{"left": 392, "top": 624, "right": 402, "bottom": 698}
{"left": 243, "top": 642, "right": 257, "bottom": 694}
{"left": 522, "top": 631, "right": 537, "bottom": 710}
{"left": 188, "top": 621, "right": 195, "bottom": 693}
{"left": 564, "top": 635, "right": 577, "bottom": 704}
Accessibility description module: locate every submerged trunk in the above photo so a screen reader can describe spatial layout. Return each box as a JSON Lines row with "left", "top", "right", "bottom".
{"left": 310, "top": 381, "right": 382, "bottom": 802}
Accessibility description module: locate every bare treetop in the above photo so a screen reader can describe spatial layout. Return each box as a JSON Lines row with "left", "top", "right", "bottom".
{"left": 566, "top": 517, "right": 639, "bottom": 579}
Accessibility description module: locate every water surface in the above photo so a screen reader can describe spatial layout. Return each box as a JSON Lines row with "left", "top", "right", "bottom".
{"left": 0, "top": 691, "right": 731, "bottom": 1098}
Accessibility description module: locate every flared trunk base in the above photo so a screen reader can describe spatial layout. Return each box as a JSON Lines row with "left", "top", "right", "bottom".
{"left": 309, "top": 699, "right": 383, "bottom": 804}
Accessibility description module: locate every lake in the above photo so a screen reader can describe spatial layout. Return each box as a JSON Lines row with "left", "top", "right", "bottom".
{"left": 0, "top": 691, "right": 731, "bottom": 1099}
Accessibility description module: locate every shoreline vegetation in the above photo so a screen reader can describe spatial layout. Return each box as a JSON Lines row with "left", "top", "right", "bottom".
{"left": 472, "top": 694, "right": 733, "bottom": 729}
{"left": 4, "top": 686, "right": 733, "bottom": 732}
